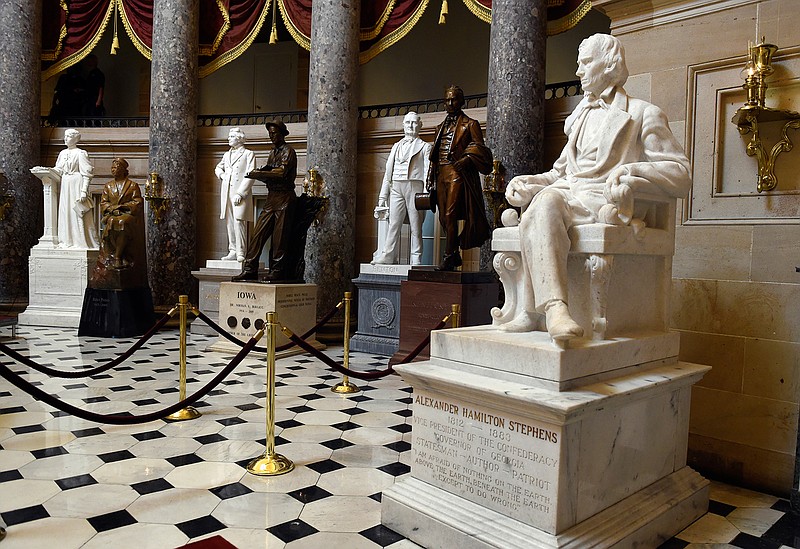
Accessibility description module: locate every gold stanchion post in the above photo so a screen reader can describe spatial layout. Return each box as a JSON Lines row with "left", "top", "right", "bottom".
{"left": 247, "top": 312, "right": 295, "bottom": 476}
{"left": 331, "top": 291, "right": 360, "bottom": 394}
{"left": 164, "top": 295, "right": 201, "bottom": 421}
{"left": 451, "top": 303, "right": 460, "bottom": 328}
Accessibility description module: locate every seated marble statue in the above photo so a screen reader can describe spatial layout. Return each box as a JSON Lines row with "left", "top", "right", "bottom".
{"left": 32, "top": 128, "right": 99, "bottom": 249}
{"left": 372, "top": 112, "right": 432, "bottom": 265}
{"left": 90, "top": 158, "right": 147, "bottom": 288}
{"left": 500, "top": 33, "right": 691, "bottom": 342}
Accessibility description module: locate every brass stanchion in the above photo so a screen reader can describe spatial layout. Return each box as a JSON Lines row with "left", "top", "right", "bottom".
{"left": 247, "top": 312, "right": 294, "bottom": 476}
{"left": 451, "top": 303, "right": 460, "bottom": 328}
{"left": 164, "top": 295, "right": 201, "bottom": 422}
{"left": 331, "top": 291, "right": 360, "bottom": 394}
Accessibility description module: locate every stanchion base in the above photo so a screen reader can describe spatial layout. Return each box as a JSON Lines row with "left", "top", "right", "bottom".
{"left": 331, "top": 380, "right": 361, "bottom": 394}
{"left": 246, "top": 452, "right": 295, "bottom": 476}
{"left": 164, "top": 406, "right": 202, "bottom": 422}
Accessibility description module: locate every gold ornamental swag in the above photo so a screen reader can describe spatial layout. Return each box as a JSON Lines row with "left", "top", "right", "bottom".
{"left": 40, "top": 0, "right": 591, "bottom": 80}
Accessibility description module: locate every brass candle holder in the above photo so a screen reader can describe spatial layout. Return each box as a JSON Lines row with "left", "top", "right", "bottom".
{"left": 144, "top": 171, "right": 170, "bottom": 223}
{"left": 732, "top": 39, "right": 800, "bottom": 193}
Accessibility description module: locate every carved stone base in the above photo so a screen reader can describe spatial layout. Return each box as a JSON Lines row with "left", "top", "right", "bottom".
{"left": 18, "top": 245, "right": 100, "bottom": 328}
{"left": 350, "top": 264, "right": 412, "bottom": 356}
{"left": 206, "top": 282, "right": 325, "bottom": 358}
{"left": 78, "top": 287, "right": 155, "bottom": 338}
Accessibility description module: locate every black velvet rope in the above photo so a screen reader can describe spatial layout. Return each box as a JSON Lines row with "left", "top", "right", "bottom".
{"left": 0, "top": 311, "right": 174, "bottom": 379}
{"left": 193, "top": 302, "right": 342, "bottom": 353}
{"left": 282, "top": 328, "right": 396, "bottom": 380}
{"left": 0, "top": 335, "right": 261, "bottom": 425}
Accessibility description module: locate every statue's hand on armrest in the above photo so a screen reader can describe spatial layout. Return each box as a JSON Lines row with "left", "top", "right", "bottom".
{"left": 505, "top": 175, "right": 547, "bottom": 208}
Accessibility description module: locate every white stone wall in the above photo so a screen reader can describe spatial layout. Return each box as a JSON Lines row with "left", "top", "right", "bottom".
{"left": 595, "top": 0, "right": 800, "bottom": 494}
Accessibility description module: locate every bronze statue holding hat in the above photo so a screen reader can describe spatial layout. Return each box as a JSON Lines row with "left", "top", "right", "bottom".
{"left": 233, "top": 120, "right": 298, "bottom": 282}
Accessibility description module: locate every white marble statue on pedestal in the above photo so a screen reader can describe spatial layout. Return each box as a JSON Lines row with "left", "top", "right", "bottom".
{"left": 372, "top": 111, "right": 432, "bottom": 266}
{"left": 216, "top": 127, "right": 256, "bottom": 262}
{"left": 500, "top": 33, "right": 692, "bottom": 342}
{"left": 31, "top": 129, "right": 99, "bottom": 249}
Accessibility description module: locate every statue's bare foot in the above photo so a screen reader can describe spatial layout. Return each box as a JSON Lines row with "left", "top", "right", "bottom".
{"left": 220, "top": 252, "right": 237, "bottom": 261}
{"left": 544, "top": 300, "right": 583, "bottom": 341}
{"left": 499, "top": 310, "right": 538, "bottom": 332}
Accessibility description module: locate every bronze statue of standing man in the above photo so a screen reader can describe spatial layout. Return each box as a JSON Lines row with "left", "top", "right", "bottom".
{"left": 428, "top": 85, "right": 493, "bottom": 271}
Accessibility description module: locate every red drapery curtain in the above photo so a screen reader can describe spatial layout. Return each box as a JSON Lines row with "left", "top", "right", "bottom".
{"left": 41, "top": 0, "right": 590, "bottom": 80}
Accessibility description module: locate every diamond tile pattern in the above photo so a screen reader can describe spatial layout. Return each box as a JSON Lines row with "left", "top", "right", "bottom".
{"left": 0, "top": 327, "right": 797, "bottom": 548}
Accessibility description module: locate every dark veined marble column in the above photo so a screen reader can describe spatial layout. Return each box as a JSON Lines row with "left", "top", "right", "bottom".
{"left": 147, "top": 0, "right": 199, "bottom": 309}
{"left": 305, "top": 0, "right": 360, "bottom": 317}
{"left": 483, "top": 0, "right": 547, "bottom": 271}
{"left": 0, "top": 1, "right": 42, "bottom": 309}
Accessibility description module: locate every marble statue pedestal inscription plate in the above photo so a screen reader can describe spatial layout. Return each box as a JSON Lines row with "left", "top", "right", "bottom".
{"left": 77, "top": 287, "right": 155, "bottom": 338}
{"left": 18, "top": 245, "right": 99, "bottom": 328}
{"left": 390, "top": 270, "right": 498, "bottom": 365}
{"left": 207, "top": 282, "right": 324, "bottom": 357}
{"left": 350, "top": 263, "right": 412, "bottom": 356}
{"left": 382, "top": 329, "right": 711, "bottom": 548}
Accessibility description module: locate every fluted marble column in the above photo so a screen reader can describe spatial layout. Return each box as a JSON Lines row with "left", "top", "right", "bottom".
{"left": 148, "top": 0, "right": 199, "bottom": 308}
{"left": 305, "top": 0, "right": 360, "bottom": 317}
{"left": 483, "top": 0, "right": 547, "bottom": 270}
{"left": 0, "top": 2, "right": 42, "bottom": 308}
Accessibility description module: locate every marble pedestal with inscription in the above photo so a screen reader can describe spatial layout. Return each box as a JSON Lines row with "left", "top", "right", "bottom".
{"left": 18, "top": 245, "right": 100, "bottom": 328}
{"left": 350, "top": 264, "right": 412, "bottom": 356}
{"left": 382, "top": 327, "right": 711, "bottom": 548}
{"left": 207, "top": 282, "right": 324, "bottom": 357}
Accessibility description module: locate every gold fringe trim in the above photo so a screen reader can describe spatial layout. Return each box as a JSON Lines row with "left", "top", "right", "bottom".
{"left": 199, "top": 0, "right": 272, "bottom": 78}
{"left": 438, "top": 0, "right": 448, "bottom": 24}
{"left": 279, "top": 0, "right": 311, "bottom": 51}
{"left": 41, "top": 0, "right": 69, "bottom": 61}
{"left": 359, "top": 1, "right": 394, "bottom": 41}
{"left": 200, "top": 0, "right": 231, "bottom": 56}
{"left": 359, "top": 0, "right": 429, "bottom": 65}
{"left": 546, "top": 0, "right": 591, "bottom": 36}
{"left": 118, "top": 0, "right": 152, "bottom": 59}
{"left": 42, "top": 0, "right": 115, "bottom": 81}
{"left": 462, "top": 0, "right": 490, "bottom": 24}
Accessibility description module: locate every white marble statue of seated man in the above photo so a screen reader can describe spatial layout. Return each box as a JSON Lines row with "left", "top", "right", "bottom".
{"left": 372, "top": 111, "right": 432, "bottom": 265}
{"left": 501, "top": 33, "right": 692, "bottom": 342}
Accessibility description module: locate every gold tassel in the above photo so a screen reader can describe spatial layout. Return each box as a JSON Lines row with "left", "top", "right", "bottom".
{"left": 269, "top": 0, "right": 278, "bottom": 44}
{"left": 439, "top": 0, "right": 448, "bottom": 24}
{"left": 110, "top": 1, "right": 120, "bottom": 54}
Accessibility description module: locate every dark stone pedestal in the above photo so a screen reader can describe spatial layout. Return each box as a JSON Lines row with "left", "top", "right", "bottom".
{"left": 78, "top": 287, "right": 156, "bottom": 338}
{"left": 390, "top": 269, "right": 498, "bottom": 365}
{"left": 350, "top": 264, "right": 412, "bottom": 356}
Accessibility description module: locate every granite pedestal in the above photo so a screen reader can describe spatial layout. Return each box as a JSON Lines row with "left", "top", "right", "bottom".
{"left": 382, "top": 327, "right": 710, "bottom": 548}
{"left": 391, "top": 269, "right": 499, "bottom": 365}
{"left": 18, "top": 245, "right": 100, "bottom": 328}
{"left": 350, "top": 263, "right": 412, "bottom": 356}
{"left": 77, "top": 287, "right": 155, "bottom": 338}
{"left": 207, "top": 282, "right": 324, "bottom": 358}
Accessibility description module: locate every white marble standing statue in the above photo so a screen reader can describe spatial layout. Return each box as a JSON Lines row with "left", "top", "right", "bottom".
{"left": 372, "top": 111, "right": 432, "bottom": 266}
{"left": 216, "top": 127, "right": 256, "bottom": 262}
{"left": 32, "top": 129, "right": 99, "bottom": 249}
{"left": 501, "top": 33, "right": 692, "bottom": 341}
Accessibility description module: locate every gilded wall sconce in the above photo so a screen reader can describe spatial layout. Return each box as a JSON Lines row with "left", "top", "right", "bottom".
{"left": 0, "top": 193, "right": 13, "bottom": 221}
{"left": 732, "top": 39, "right": 800, "bottom": 192}
{"left": 144, "top": 171, "right": 170, "bottom": 224}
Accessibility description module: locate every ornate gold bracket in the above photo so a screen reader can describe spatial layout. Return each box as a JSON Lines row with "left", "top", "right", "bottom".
{"left": 303, "top": 167, "right": 328, "bottom": 226}
{"left": 732, "top": 39, "right": 800, "bottom": 192}
{"left": 144, "top": 171, "right": 170, "bottom": 224}
{"left": 733, "top": 106, "right": 800, "bottom": 192}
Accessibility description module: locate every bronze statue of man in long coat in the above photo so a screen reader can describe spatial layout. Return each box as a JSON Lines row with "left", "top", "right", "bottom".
{"left": 427, "top": 85, "right": 493, "bottom": 271}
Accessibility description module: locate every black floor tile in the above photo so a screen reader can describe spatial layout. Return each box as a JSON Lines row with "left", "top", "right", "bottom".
{"left": 87, "top": 509, "right": 137, "bottom": 532}
{"left": 268, "top": 518, "right": 318, "bottom": 543}
{"left": 176, "top": 515, "right": 227, "bottom": 539}
{"left": 359, "top": 524, "right": 405, "bottom": 546}
{"left": 287, "top": 485, "right": 333, "bottom": 504}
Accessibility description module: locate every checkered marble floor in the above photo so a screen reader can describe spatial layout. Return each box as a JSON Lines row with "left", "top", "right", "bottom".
{"left": 0, "top": 326, "right": 798, "bottom": 549}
